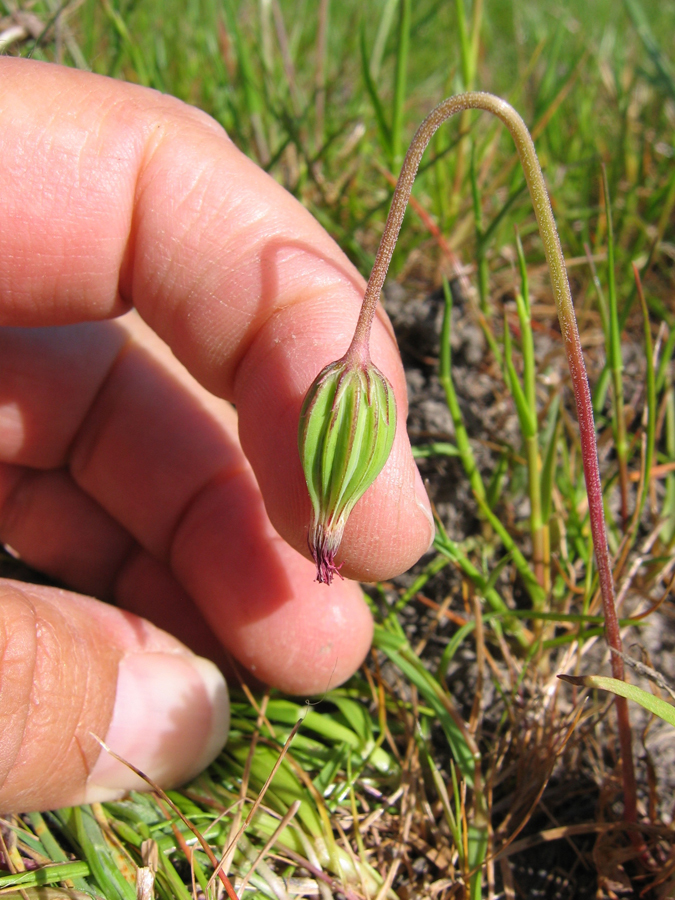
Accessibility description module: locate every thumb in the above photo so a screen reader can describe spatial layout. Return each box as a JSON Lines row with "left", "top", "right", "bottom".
{"left": 0, "top": 579, "right": 229, "bottom": 813}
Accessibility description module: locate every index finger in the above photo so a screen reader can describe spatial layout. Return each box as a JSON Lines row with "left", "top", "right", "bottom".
{"left": 0, "top": 58, "right": 433, "bottom": 580}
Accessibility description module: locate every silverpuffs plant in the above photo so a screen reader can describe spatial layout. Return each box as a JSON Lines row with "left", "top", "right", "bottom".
{"left": 299, "top": 90, "right": 638, "bottom": 823}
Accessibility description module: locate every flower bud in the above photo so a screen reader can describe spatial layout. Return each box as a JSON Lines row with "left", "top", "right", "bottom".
{"left": 298, "top": 353, "right": 397, "bottom": 584}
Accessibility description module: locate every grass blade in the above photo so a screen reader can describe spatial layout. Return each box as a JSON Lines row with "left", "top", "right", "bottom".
{"left": 0, "top": 862, "right": 92, "bottom": 892}
{"left": 374, "top": 624, "right": 477, "bottom": 784}
{"left": 661, "top": 387, "right": 675, "bottom": 545}
{"left": 369, "top": 0, "right": 398, "bottom": 80}
{"left": 633, "top": 264, "right": 656, "bottom": 523}
{"left": 434, "top": 522, "right": 531, "bottom": 646}
{"left": 602, "top": 164, "right": 629, "bottom": 529}
{"left": 221, "top": 0, "right": 269, "bottom": 164}
{"left": 622, "top": 0, "right": 675, "bottom": 100}
{"left": 360, "top": 20, "right": 391, "bottom": 160}
{"left": 440, "top": 275, "right": 486, "bottom": 501}
{"left": 473, "top": 491, "right": 546, "bottom": 610}
{"left": 539, "top": 396, "right": 560, "bottom": 525}
{"left": 560, "top": 674, "right": 675, "bottom": 728}
{"left": 56, "top": 807, "right": 135, "bottom": 900}
{"left": 391, "top": 0, "right": 410, "bottom": 168}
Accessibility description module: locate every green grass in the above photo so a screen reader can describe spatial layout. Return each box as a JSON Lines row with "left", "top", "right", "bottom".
{"left": 3, "top": 0, "right": 675, "bottom": 896}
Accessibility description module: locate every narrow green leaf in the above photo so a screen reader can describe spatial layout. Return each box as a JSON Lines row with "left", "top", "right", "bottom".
{"left": 157, "top": 850, "right": 194, "bottom": 900}
{"left": 360, "top": 20, "right": 392, "bottom": 157}
{"left": 540, "top": 397, "right": 560, "bottom": 524}
{"left": 440, "top": 276, "right": 486, "bottom": 501}
{"left": 25, "top": 814, "right": 70, "bottom": 864}
{"left": 0, "top": 862, "right": 91, "bottom": 891}
{"left": 471, "top": 145, "right": 489, "bottom": 313}
{"left": 313, "top": 744, "right": 349, "bottom": 797}
{"left": 473, "top": 492, "right": 546, "bottom": 609}
{"left": 369, "top": 0, "right": 398, "bottom": 79}
{"left": 515, "top": 229, "right": 530, "bottom": 317}
{"left": 264, "top": 700, "right": 392, "bottom": 772}
{"left": 101, "top": 0, "right": 151, "bottom": 86}
{"left": 468, "top": 821, "right": 489, "bottom": 900}
{"left": 485, "top": 550, "right": 515, "bottom": 593}
{"left": 437, "top": 619, "right": 477, "bottom": 679}
{"left": 393, "top": 553, "right": 449, "bottom": 611}
{"left": 515, "top": 231, "right": 535, "bottom": 414}
{"left": 623, "top": 0, "right": 675, "bottom": 100}
{"left": 503, "top": 318, "right": 536, "bottom": 438}
{"left": 636, "top": 266, "right": 656, "bottom": 522}
{"left": 486, "top": 452, "right": 508, "bottom": 510}
{"left": 433, "top": 526, "right": 530, "bottom": 646}
{"left": 391, "top": 0, "right": 410, "bottom": 167}
{"left": 57, "top": 807, "right": 135, "bottom": 900}
{"left": 559, "top": 674, "right": 675, "bottom": 727}
{"left": 330, "top": 696, "right": 374, "bottom": 749}
{"left": 221, "top": 0, "right": 263, "bottom": 116}
{"left": 412, "top": 442, "right": 460, "bottom": 458}
{"left": 374, "top": 626, "right": 476, "bottom": 784}
{"left": 602, "top": 164, "right": 629, "bottom": 525}
{"left": 663, "top": 388, "right": 675, "bottom": 544}
{"left": 656, "top": 325, "right": 675, "bottom": 396}
{"left": 476, "top": 183, "right": 527, "bottom": 253}
{"left": 455, "top": 0, "right": 472, "bottom": 89}
{"left": 417, "top": 734, "right": 460, "bottom": 845}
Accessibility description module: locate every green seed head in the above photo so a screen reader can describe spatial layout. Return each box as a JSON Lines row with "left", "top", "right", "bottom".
{"left": 298, "top": 353, "right": 397, "bottom": 584}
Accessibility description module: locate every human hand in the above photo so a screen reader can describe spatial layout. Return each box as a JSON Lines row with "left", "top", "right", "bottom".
{"left": 0, "top": 59, "right": 433, "bottom": 812}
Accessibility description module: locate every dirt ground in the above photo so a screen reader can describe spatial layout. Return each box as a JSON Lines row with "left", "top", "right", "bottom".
{"left": 383, "top": 275, "right": 675, "bottom": 898}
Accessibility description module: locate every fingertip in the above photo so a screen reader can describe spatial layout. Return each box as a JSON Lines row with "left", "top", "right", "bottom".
{"left": 413, "top": 461, "right": 436, "bottom": 551}
{"left": 84, "top": 650, "right": 229, "bottom": 804}
{"left": 0, "top": 580, "right": 229, "bottom": 812}
{"left": 337, "top": 440, "right": 436, "bottom": 583}
{"left": 242, "top": 575, "right": 374, "bottom": 696}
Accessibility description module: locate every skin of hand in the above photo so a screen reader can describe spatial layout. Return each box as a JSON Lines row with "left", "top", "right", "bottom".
{"left": 0, "top": 58, "right": 434, "bottom": 813}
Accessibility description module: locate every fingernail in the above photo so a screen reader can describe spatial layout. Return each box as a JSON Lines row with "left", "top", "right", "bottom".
{"left": 0, "top": 401, "right": 24, "bottom": 459}
{"left": 84, "top": 652, "right": 229, "bottom": 804}
{"left": 413, "top": 463, "right": 435, "bottom": 552}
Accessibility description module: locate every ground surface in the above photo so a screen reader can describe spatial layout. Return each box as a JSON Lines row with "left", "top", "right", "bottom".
{"left": 380, "top": 275, "right": 675, "bottom": 898}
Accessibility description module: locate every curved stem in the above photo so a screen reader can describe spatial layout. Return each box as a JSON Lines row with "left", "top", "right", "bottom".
{"left": 356, "top": 91, "right": 636, "bottom": 824}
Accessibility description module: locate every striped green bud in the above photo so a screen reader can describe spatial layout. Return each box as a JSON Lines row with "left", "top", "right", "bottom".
{"left": 298, "top": 353, "right": 397, "bottom": 584}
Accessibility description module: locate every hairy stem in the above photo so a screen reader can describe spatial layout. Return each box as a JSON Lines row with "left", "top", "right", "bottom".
{"left": 355, "top": 91, "right": 636, "bottom": 823}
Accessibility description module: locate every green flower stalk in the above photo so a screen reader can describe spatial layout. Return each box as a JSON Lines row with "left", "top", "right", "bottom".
{"left": 299, "top": 346, "right": 396, "bottom": 584}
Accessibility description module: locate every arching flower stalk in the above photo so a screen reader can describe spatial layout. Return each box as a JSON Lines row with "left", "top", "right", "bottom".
{"left": 298, "top": 96, "right": 630, "bottom": 794}
{"left": 300, "top": 87, "right": 637, "bottom": 853}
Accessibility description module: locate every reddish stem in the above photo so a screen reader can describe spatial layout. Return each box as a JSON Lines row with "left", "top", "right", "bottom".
{"left": 361, "top": 92, "right": 637, "bottom": 826}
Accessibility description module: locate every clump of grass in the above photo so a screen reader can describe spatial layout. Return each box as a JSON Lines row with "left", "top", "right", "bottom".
{"left": 2, "top": 0, "right": 675, "bottom": 897}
